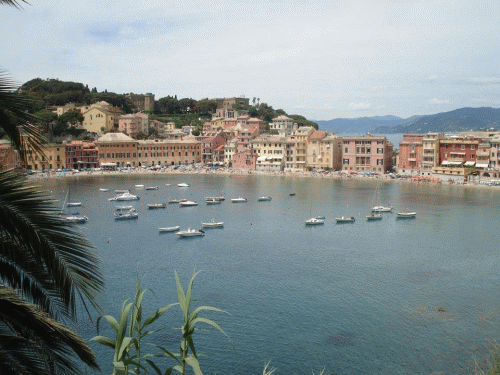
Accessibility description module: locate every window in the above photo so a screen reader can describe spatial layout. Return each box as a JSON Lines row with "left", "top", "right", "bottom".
{"left": 377, "top": 148, "right": 383, "bottom": 154}
{"left": 461, "top": 145, "right": 465, "bottom": 150}
{"left": 471, "top": 145, "right": 475, "bottom": 150}
{"left": 344, "top": 147, "right": 348, "bottom": 153}
{"left": 342, "top": 158, "right": 349, "bottom": 165}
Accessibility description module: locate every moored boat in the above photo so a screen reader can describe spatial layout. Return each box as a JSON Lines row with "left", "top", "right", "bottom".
{"left": 147, "top": 203, "right": 167, "bottom": 209}
{"left": 109, "top": 192, "right": 140, "bottom": 201}
{"left": 179, "top": 200, "right": 198, "bottom": 207}
{"left": 116, "top": 205, "right": 133, "bottom": 211}
{"left": 231, "top": 197, "right": 247, "bottom": 203}
{"left": 335, "top": 216, "right": 355, "bottom": 223}
{"left": 396, "top": 212, "right": 416, "bottom": 218}
{"left": 62, "top": 214, "right": 88, "bottom": 223}
{"left": 177, "top": 228, "right": 205, "bottom": 237}
{"left": 66, "top": 202, "right": 82, "bottom": 207}
{"left": 206, "top": 198, "right": 222, "bottom": 205}
{"left": 177, "top": 183, "right": 190, "bottom": 187}
{"left": 372, "top": 205, "right": 393, "bottom": 212}
{"left": 114, "top": 208, "right": 138, "bottom": 220}
{"left": 201, "top": 220, "right": 224, "bottom": 228}
{"left": 366, "top": 213, "right": 383, "bottom": 221}
{"left": 258, "top": 196, "right": 272, "bottom": 201}
{"left": 145, "top": 186, "right": 159, "bottom": 190}
{"left": 305, "top": 217, "right": 325, "bottom": 225}
{"left": 159, "top": 226, "right": 180, "bottom": 232}
{"left": 99, "top": 188, "right": 110, "bottom": 192}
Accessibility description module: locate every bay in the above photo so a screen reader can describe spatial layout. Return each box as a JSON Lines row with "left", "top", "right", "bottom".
{"left": 41, "top": 173, "right": 500, "bottom": 374}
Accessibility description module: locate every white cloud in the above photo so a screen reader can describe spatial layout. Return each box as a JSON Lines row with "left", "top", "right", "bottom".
{"left": 428, "top": 98, "right": 450, "bottom": 104}
{"left": 349, "top": 102, "right": 372, "bottom": 110}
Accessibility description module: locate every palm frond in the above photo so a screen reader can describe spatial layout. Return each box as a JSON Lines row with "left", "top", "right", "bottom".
{"left": 0, "top": 169, "right": 104, "bottom": 318}
{"left": 0, "top": 0, "right": 29, "bottom": 9}
{"left": 0, "top": 70, "right": 45, "bottom": 163}
{"left": 0, "top": 285, "right": 98, "bottom": 375}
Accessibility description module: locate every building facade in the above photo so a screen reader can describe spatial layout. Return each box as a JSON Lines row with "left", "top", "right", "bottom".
{"left": 340, "top": 135, "right": 393, "bottom": 173}
{"left": 66, "top": 141, "right": 99, "bottom": 170}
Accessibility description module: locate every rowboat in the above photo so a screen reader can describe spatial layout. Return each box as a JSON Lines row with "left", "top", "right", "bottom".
{"left": 159, "top": 226, "right": 180, "bottom": 232}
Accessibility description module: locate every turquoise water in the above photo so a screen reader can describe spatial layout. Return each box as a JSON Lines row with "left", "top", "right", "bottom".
{"left": 43, "top": 174, "right": 500, "bottom": 374}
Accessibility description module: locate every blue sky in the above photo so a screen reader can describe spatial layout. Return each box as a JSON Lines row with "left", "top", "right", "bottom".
{"left": 2, "top": 0, "right": 499, "bottom": 120}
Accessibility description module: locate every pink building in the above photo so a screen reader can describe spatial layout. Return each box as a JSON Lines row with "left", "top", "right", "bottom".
{"left": 200, "top": 132, "right": 226, "bottom": 165}
{"left": 118, "top": 113, "right": 149, "bottom": 138}
{"left": 246, "top": 117, "right": 266, "bottom": 134}
{"left": 232, "top": 148, "right": 257, "bottom": 170}
{"left": 398, "top": 134, "right": 424, "bottom": 174}
{"left": 340, "top": 135, "right": 393, "bottom": 173}
{"left": 66, "top": 141, "right": 99, "bottom": 170}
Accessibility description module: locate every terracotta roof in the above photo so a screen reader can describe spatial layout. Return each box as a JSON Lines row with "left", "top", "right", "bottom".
{"left": 309, "top": 131, "right": 327, "bottom": 140}
{"left": 214, "top": 144, "right": 225, "bottom": 151}
{"left": 97, "top": 132, "right": 135, "bottom": 142}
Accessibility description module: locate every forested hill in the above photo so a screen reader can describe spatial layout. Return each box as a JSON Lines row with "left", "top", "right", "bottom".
{"left": 371, "top": 107, "right": 500, "bottom": 134}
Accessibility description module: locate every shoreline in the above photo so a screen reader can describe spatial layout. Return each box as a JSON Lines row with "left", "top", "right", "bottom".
{"left": 26, "top": 167, "right": 497, "bottom": 189}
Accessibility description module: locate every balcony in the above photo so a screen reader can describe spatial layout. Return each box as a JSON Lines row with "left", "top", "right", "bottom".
{"left": 477, "top": 151, "right": 490, "bottom": 157}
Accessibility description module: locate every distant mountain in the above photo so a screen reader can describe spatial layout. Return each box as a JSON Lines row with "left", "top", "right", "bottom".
{"left": 315, "top": 116, "right": 407, "bottom": 134}
{"left": 371, "top": 107, "right": 500, "bottom": 134}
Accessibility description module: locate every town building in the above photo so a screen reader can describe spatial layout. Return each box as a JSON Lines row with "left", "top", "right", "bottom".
{"left": 96, "top": 132, "right": 139, "bottom": 168}
{"left": 199, "top": 132, "right": 226, "bottom": 165}
{"left": 118, "top": 113, "right": 149, "bottom": 138}
{"left": 398, "top": 134, "right": 425, "bottom": 174}
{"left": 290, "top": 126, "right": 315, "bottom": 171}
{"left": 340, "top": 135, "right": 393, "bottom": 173}
{"left": 24, "top": 143, "right": 67, "bottom": 171}
{"left": 126, "top": 93, "right": 155, "bottom": 112}
{"left": 306, "top": 132, "right": 342, "bottom": 171}
{"left": 66, "top": 141, "right": 99, "bottom": 170}
{"left": 137, "top": 139, "right": 201, "bottom": 167}
{"left": 269, "top": 115, "right": 296, "bottom": 135}
{"left": 82, "top": 101, "right": 122, "bottom": 135}
{"left": 252, "top": 134, "right": 288, "bottom": 171}
{"left": 0, "top": 140, "right": 21, "bottom": 170}
{"left": 232, "top": 148, "right": 257, "bottom": 170}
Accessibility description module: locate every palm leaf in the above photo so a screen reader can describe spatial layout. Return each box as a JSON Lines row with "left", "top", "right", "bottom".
{"left": 0, "top": 285, "right": 98, "bottom": 375}
{"left": 0, "top": 70, "right": 45, "bottom": 164}
{"left": 0, "top": 169, "right": 104, "bottom": 318}
{"left": 0, "top": 0, "right": 29, "bottom": 9}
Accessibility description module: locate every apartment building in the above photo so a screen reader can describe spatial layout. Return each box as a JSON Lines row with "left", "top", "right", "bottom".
{"left": 66, "top": 141, "right": 99, "bottom": 170}
{"left": 269, "top": 115, "right": 296, "bottom": 135}
{"left": 0, "top": 140, "right": 21, "bottom": 170}
{"left": 290, "top": 126, "right": 314, "bottom": 171}
{"left": 137, "top": 139, "right": 201, "bottom": 166}
{"left": 118, "top": 113, "right": 149, "bottom": 138}
{"left": 82, "top": 101, "right": 122, "bottom": 134}
{"left": 340, "top": 135, "right": 393, "bottom": 173}
{"left": 96, "top": 133, "right": 139, "bottom": 168}
{"left": 398, "top": 134, "right": 424, "bottom": 174}
{"left": 306, "top": 132, "right": 342, "bottom": 170}
{"left": 24, "top": 143, "right": 66, "bottom": 171}
{"left": 252, "top": 134, "right": 288, "bottom": 171}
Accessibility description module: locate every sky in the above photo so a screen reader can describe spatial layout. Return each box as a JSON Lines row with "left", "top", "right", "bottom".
{"left": 2, "top": 0, "right": 499, "bottom": 120}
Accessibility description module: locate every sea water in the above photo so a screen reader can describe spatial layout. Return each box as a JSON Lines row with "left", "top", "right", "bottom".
{"left": 42, "top": 173, "right": 500, "bottom": 374}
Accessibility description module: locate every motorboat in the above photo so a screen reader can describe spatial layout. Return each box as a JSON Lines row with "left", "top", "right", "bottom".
{"left": 201, "top": 220, "right": 224, "bottom": 228}
{"left": 177, "top": 183, "right": 190, "bottom": 187}
{"left": 168, "top": 199, "right": 180, "bottom": 203}
{"left": 116, "top": 205, "right": 133, "bottom": 211}
{"left": 315, "top": 215, "right": 325, "bottom": 220}
{"left": 372, "top": 205, "right": 393, "bottom": 212}
{"left": 258, "top": 196, "right": 272, "bottom": 201}
{"left": 396, "top": 212, "right": 416, "bottom": 218}
{"left": 114, "top": 208, "right": 138, "bottom": 220}
{"left": 165, "top": 183, "right": 172, "bottom": 186}
{"left": 179, "top": 200, "right": 198, "bottom": 207}
{"left": 135, "top": 184, "right": 144, "bottom": 188}
{"left": 206, "top": 198, "right": 222, "bottom": 205}
{"left": 159, "top": 226, "right": 180, "bottom": 232}
{"left": 335, "top": 216, "right": 355, "bottom": 223}
{"left": 177, "top": 228, "right": 205, "bottom": 237}
{"left": 109, "top": 192, "right": 140, "bottom": 201}
{"left": 231, "top": 197, "right": 247, "bottom": 203}
{"left": 66, "top": 202, "right": 82, "bottom": 207}
{"left": 305, "top": 217, "right": 325, "bottom": 225}
{"left": 62, "top": 214, "right": 88, "bottom": 224}
{"left": 366, "top": 213, "right": 383, "bottom": 221}
{"left": 145, "top": 186, "right": 159, "bottom": 190}
{"left": 115, "top": 189, "right": 130, "bottom": 194}
{"left": 99, "top": 188, "right": 109, "bottom": 192}
{"left": 147, "top": 203, "right": 167, "bottom": 209}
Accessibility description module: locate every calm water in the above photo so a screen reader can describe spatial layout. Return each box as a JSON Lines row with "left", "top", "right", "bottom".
{"left": 41, "top": 173, "right": 500, "bottom": 374}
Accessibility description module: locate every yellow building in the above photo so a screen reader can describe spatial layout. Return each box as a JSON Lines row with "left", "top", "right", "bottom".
{"left": 252, "top": 134, "right": 288, "bottom": 171}
{"left": 223, "top": 138, "right": 237, "bottom": 167}
{"left": 25, "top": 143, "right": 66, "bottom": 171}
{"left": 290, "top": 126, "right": 314, "bottom": 171}
{"left": 82, "top": 101, "right": 122, "bottom": 135}
{"left": 306, "top": 131, "right": 341, "bottom": 170}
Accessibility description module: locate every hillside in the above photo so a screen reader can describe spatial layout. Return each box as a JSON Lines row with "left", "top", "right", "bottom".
{"left": 315, "top": 116, "right": 408, "bottom": 134}
{"left": 371, "top": 107, "right": 500, "bottom": 134}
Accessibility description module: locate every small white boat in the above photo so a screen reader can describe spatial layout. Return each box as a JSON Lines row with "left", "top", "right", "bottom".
{"left": 258, "top": 196, "right": 272, "bottom": 201}
{"left": 206, "top": 196, "right": 225, "bottom": 201}
{"left": 109, "top": 192, "right": 140, "bottom": 201}
{"left": 177, "top": 228, "right": 205, "bottom": 237}
{"left": 372, "top": 205, "right": 393, "bottom": 212}
{"left": 335, "top": 216, "right": 355, "bottom": 223}
{"left": 179, "top": 200, "right": 198, "bottom": 207}
{"left": 116, "top": 205, "right": 133, "bottom": 211}
{"left": 135, "top": 184, "right": 145, "bottom": 188}
{"left": 305, "top": 217, "right": 325, "bottom": 225}
{"left": 114, "top": 208, "right": 138, "bottom": 220}
{"left": 99, "top": 188, "right": 109, "bottom": 192}
{"left": 115, "top": 189, "right": 130, "bottom": 194}
{"left": 201, "top": 220, "right": 224, "bottom": 228}
{"left": 66, "top": 202, "right": 82, "bottom": 207}
{"left": 159, "top": 226, "right": 180, "bottom": 232}
{"left": 177, "top": 183, "right": 190, "bottom": 187}
{"left": 165, "top": 184, "right": 172, "bottom": 186}
{"left": 396, "top": 212, "right": 416, "bottom": 218}
{"left": 145, "top": 186, "right": 159, "bottom": 190}
{"left": 147, "top": 203, "right": 167, "bottom": 209}
{"left": 315, "top": 215, "right": 325, "bottom": 220}
{"left": 231, "top": 197, "right": 247, "bottom": 203}
{"left": 168, "top": 199, "right": 180, "bottom": 203}
{"left": 366, "top": 214, "right": 383, "bottom": 221}
{"left": 62, "top": 214, "right": 88, "bottom": 223}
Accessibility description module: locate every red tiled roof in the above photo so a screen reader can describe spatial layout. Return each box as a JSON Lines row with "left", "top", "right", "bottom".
{"left": 309, "top": 131, "right": 326, "bottom": 140}
{"left": 214, "top": 144, "right": 225, "bottom": 151}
